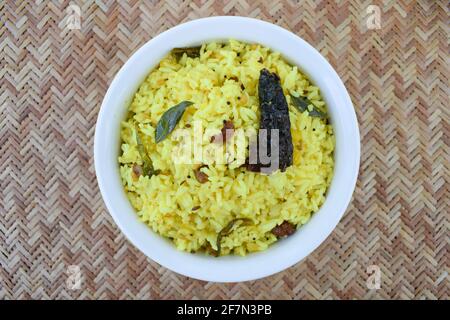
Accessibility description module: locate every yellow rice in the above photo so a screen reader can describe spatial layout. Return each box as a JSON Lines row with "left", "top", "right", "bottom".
{"left": 118, "top": 40, "right": 334, "bottom": 256}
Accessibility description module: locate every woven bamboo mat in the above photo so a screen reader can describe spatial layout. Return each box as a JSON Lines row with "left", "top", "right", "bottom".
{"left": 1, "top": 0, "right": 448, "bottom": 299}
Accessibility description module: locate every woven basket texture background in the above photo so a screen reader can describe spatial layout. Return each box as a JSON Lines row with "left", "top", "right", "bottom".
{"left": 1, "top": 0, "right": 448, "bottom": 299}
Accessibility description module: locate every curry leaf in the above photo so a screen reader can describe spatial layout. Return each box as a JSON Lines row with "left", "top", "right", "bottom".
{"left": 308, "top": 107, "right": 327, "bottom": 118}
{"left": 290, "top": 94, "right": 327, "bottom": 118}
{"left": 171, "top": 46, "right": 201, "bottom": 60}
{"left": 215, "top": 218, "right": 253, "bottom": 256}
{"left": 155, "top": 101, "right": 193, "bottom": 143}
{"left": 135, "top": 125, "right": 158, "bottom": 177}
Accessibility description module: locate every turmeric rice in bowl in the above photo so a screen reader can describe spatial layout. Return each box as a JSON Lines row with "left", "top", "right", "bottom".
{"left": 118, "top": 40, "right": 334, "bottom": 256}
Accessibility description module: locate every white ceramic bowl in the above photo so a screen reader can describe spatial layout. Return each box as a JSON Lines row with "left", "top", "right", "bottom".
{"left": 95, "top": 16, "right": 360, "bottom": 282}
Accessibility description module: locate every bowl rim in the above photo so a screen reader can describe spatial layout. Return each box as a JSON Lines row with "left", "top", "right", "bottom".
{"left": 94, "top": 16, "right": 360, "bottom": 282}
